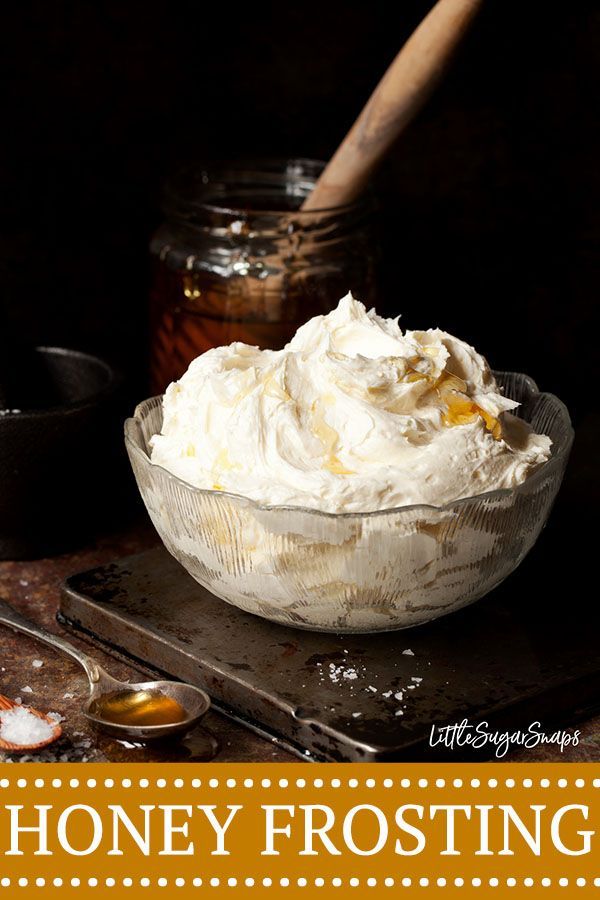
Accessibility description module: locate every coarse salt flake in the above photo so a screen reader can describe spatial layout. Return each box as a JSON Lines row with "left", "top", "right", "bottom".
{"left": 47, "top": 712, "right": 65, "bottom": 724}
{"left": 0, "top": 706, "right": 54, "bottom": 746}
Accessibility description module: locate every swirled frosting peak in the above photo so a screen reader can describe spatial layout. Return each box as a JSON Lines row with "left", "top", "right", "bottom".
{"left": 150, "top": 294, "right": 551, "bottom": 511}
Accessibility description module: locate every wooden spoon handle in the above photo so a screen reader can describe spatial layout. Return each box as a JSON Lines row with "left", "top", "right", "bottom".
{"left": 302, "top": 0, "right": 483, "bottom": 211}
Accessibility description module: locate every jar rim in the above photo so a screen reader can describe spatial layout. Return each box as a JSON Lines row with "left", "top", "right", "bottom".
{"left": 162, "top": 157, "right": 370, "bottom": 218}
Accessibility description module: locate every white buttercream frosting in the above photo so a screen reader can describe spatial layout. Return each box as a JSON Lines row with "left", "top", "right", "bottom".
{"left": 150, "top": 293, "right": 552, "bottom": 512}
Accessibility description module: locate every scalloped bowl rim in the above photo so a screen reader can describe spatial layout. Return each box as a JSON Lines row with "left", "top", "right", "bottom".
{"left": 124, "top": 371, "right": 574, "bottom": 520}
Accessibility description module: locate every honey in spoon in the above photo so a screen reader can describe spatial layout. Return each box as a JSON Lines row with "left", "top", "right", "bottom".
{"left": 90, "top": 689, "right": 188, "bottom": 727}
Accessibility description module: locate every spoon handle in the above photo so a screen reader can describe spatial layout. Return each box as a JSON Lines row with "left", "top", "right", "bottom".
{"left": 0, "top": 596, "right": 103, "bottom": 686}
{"left": 302, "top": 0, "right": 483, "bottom": 210}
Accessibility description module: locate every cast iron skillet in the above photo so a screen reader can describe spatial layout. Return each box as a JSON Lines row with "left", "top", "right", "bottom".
{"left": 0, "top": 346, "right": 122, "bottom": 559}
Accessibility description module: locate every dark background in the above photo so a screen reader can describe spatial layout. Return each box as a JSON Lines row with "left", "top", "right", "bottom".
{"left": 2, "top": 0, "right": 598, "bottom": 526}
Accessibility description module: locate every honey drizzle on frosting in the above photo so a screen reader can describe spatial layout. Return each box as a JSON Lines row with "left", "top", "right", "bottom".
{"left": 435, "top": 372, "right": 502, "bottom": 439}
{"left": 311, "top": 398, "right": 356, "bottom": 475}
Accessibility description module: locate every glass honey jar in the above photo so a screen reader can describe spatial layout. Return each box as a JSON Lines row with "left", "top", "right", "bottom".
{"left": 149, "top": 159, "right": 378, "bottom": 392}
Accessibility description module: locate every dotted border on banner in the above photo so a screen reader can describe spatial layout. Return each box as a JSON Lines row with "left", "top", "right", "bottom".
{"left": 1, "top": 778, "right": 598, "bottom": 888}
{"left": 0, "top": 778, "right": 598, "bottom": 790}
{"left": 0, "top": 877, "right": 599, "bottom": 888}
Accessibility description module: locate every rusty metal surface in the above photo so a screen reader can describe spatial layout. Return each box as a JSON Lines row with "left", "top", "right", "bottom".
{"left": 0, "top": 523, "right": 292, "bottom": 763}
{"left": 59, "top": 546, "right": 600, "bottom": 763}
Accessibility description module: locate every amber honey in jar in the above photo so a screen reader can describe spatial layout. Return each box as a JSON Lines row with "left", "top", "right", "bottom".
{"left": 149, "top": 159, "right": 378, "bottom": 392}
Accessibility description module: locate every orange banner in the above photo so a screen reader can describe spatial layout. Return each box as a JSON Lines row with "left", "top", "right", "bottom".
{"left": 1, "top": 763, "right": 600, "bottom": 895}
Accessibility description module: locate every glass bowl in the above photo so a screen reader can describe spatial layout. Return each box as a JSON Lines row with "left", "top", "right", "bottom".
{"left": 124, "top": 372, "right": 573, "bottom": 633}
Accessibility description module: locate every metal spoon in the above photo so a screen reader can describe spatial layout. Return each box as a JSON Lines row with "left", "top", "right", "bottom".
{"left": 0, "top": 597, "right": 210, "bottom": 741}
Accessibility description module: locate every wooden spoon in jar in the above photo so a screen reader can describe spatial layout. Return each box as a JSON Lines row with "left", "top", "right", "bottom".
{"left": 303, "top": 0, "right": 483, "bottom": 211}
{"left": 0, "top": 694, "right": 62, "bottom": 753}
{"left": 257, "top": 0, "right": 482, "bottom": 309}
